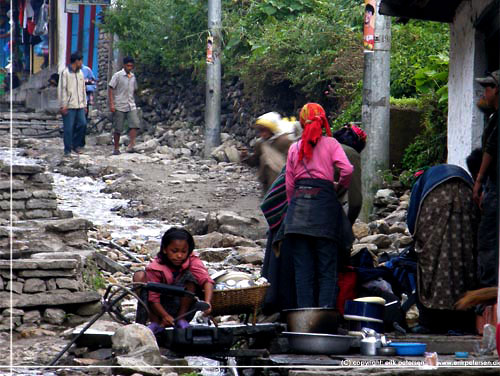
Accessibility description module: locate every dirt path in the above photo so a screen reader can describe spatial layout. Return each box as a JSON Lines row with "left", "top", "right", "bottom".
{"left": 22, "top": 135, "right": 266, "bottom": 232}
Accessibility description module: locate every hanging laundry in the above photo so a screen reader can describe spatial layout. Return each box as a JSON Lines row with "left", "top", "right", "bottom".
{"left": 23, "top": 0, "right": 35, "bottom": 29}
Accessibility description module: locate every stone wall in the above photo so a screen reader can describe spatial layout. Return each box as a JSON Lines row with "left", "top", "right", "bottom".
{"left": 0, "top": 259, "right": 100, "bottom": 331}
{"left": 95, "top": 32, "right": 113, "bottom": 113}
{"left": 0, "top": 111, "right": 62, "bottom": 139}
{"left": 0, "top": 159, "right": 101, "bottom": 331}
{"left": 0, "top": 163, "right": 63, "bottom": 221}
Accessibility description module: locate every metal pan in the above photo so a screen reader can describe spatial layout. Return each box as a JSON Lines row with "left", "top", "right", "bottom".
{"left": 283, "top": 332, "right": 354, "bottom": 355}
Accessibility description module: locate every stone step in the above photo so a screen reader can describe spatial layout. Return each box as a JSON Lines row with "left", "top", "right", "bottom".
{"left": 0, "top": 111, "right": 60, "bottom": 122}
{"left": 0, "top": 290, "right": 101, "bottom": 309}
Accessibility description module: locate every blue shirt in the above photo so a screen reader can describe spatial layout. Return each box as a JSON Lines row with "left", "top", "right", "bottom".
{"left": 81, "top": 65, "right": 96, "bottom": 94}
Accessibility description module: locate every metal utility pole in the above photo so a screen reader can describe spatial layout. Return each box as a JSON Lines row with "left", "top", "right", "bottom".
{"left": 360, "top": 0, "right": 391, "bottom": 221}
{"left": 204, "top": 0, "right": 222, "bottom": 157}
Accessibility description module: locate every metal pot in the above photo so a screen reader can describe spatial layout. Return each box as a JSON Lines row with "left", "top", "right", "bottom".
{"left": 283, "top": 332, "right": 354, "bottom": 355}
{"left": 283, "top": 307, "right": 340, "bottom": 334}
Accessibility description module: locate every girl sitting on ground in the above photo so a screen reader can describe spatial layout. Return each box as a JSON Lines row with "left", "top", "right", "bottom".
{"left": 134, "top": 227, "right": 214, "bottom": 330}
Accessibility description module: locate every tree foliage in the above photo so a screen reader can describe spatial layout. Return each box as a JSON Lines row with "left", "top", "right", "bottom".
{"left": 102, "top": 0, "right": 207, "bottom": 72}
{"left": 390, "top": 21, "right": 449, "bottom": 98}
{"left": 400, "top": 53, "right": 449, "bottom": 172}
{"left": 101, "top": 1, "right": 449, "bottom": 128}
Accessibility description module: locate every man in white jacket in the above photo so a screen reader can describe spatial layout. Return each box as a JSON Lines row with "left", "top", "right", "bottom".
{"left": 58, "top": 51, "right": 87, "bottom": 156}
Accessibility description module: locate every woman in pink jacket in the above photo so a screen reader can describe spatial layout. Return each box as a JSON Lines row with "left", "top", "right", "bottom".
{"left": 284, "top": 103, "right": 353, "bottom": 308}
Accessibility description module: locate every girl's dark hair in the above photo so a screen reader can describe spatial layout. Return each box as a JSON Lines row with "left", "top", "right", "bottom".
{"left": 157, "top": 227, "right": 195, "bottom": 264}
{"left": 333, "top": 127, "right": 366, "bottom": 153}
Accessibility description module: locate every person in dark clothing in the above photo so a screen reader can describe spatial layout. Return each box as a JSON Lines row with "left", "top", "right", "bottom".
{"left": 407, "top": 164, "right": 479, "bottom": 334}
{"left": 333, "top": 124, "right": 367, "bottom": 224}
{"left": 473, "top": 70, "right": 499, "bottom": 288}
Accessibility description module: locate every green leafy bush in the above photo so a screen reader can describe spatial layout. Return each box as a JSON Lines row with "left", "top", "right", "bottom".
{"left": 390, "top": 21, "right": 449, "bottom": 98}
{"left": 102, "top": 0, "right": 207, "bottom": 73}
{"left": 400, "top": 53, "right": 449, "bottom": 172}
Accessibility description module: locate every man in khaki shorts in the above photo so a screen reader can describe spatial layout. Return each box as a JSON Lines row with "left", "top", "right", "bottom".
{"left": 108, "top": 56, "right": 140, "bottom": 155}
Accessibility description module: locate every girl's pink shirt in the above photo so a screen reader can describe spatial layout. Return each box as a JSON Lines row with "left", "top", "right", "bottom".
{"left": 286, "top": 137, "right": 353, "bottom": 202}
{"left": 145, "top": 253, "right": 214, "bottom": 303}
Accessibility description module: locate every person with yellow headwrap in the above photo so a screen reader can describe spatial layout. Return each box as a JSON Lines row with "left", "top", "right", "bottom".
{"left": 241, "top": 112, "right": 297, "bottom": 193}
{"left": 284, "top": 103, "right": 353, "bottom": 308}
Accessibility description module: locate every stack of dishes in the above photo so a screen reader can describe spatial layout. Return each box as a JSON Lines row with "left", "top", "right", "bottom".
{"left": 343, "top": 297, "right": 386, "bottom": 336}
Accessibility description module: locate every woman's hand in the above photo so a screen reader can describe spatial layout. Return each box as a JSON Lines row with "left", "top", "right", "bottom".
{"left": 160, "top": 313, "right": 175, "bottom": 327}
{"left": 202, "top": 302, "right": 212, "bottom": 316}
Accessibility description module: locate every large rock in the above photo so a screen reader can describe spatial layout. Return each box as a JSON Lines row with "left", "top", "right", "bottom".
{"left": 76, "top": 302, "right": 101, "bottom": 316}
{"left": 374, "top": 189, "right": 399, "bottom": 206}
{"left": 184, "top": 210, "right": 208, "bottom": 235}
{"left": 371, "top": 220, "right": 390, "bottom": 235}
{"left": 113, "top": 357, "right": 162, "bottom": 376}
{"left": 31, "top": 251, "right": 94, "bottom": 265}
{"left": 25, "top": 199, "right": 58, "bottom": 210}
{"left": 210, "top": 144, "right": 228, "bottom": 163}
{"left": 18, "top": 269, "right": 76, "bottom": 278}
{"left": 0, "top": 291, "right": 101, "bottom": 309}
{"left": 4, "top": 164, "right": 43, "bottom": 174}
{"left": 112, "top": 323, "right": 163, "bottom": 365}
{"left": 197, "top": 248, "right": 232, "bottom": 263}
{"left": 358, "top": 234, "right": 392, "bottom": 249}
{"left": 0, "top": 259, "right": 79, "bottom": 270}
{"left": 23, "top": 310, "right": 41, "bottom": 324}
{"left": 224, "top": 145, "right": 241, "bottom": 164}
{"left": 352, "top": 243, "right": 378, "bottom": 254}
{"left": 194, "top": 232, "right": 257, "bottom": 249}
{"left": 236, "top": 247, "right": 264, "bottom": 265}
{"left": 45, "top": 218, "right": 93, "bottom": 233}
{"left": 384, "top": 210, "right": 408, "bottom": 226}
{"left": 352, "top": 222, "right": 370, "bottom": 239}
{"left": 0, "top": 180, "right": 24, "bottom": 191}
{"left": 135, "top": 139, "right": 160, "bottom": 153}
{"left": 23, "top": 278, "right": 47, "bottom": 293}
{"left": 6, "top": 281, "right": 23, "bottom": 294}
{"left": 43, "top": 308, "right": 66, "bottom": 325}
{"left": 207, "top": 211, "right": 264, "bottom": 240}
{"left": 389, "top": 222, "right": 407, "bottom": 234}
{"left": 55, "top": 278, "right": 80, "bottom": 291}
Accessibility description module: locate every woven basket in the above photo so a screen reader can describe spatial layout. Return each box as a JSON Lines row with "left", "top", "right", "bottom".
{"left": 210, "top": 284, "right": 270, "bottom": 325}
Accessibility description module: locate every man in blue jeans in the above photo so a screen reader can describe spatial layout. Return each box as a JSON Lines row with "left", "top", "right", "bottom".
{"left": 57, "top": 51, "right": 87, "bottom": 157}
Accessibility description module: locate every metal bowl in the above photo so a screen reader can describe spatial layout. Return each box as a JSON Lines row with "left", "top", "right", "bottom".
{"left": 283, "top": 332, "right": 354, "bottom": 355}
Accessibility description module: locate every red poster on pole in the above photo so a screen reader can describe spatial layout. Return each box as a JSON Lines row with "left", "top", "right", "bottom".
{"left": 206, "top": 35, "right": 214, "bottom": 64}
{"left": 363, "top": 0, "right": 376, "bottom": 51}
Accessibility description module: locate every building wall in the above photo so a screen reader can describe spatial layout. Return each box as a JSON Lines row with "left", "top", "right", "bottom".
{"left": 55, "top": 1, "right": 102, "bottom": 75}
{"left": 448, "top": 0, "right": 492, "bottom": 168}
{"left": 57, "top": 0, "right": 68, "bottom": 74}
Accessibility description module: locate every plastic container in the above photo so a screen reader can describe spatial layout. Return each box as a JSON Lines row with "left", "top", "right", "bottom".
{"left": 389, "top": 342, "right": 427, "bottom": 356}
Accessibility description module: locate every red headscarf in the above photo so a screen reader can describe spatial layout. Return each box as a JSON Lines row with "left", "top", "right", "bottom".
{"left": 298, "top": 103, "right": 332, "bottom": 161}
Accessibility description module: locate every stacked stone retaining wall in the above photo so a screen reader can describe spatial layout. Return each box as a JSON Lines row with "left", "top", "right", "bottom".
{"left": 0, "top": 259, "right": 101, "bottom": 331}
{"left": 0, "top": 163, "right": 64, "bottom": 221}
{"left": 0, "top": 110, "right": 62, "bottom": 139}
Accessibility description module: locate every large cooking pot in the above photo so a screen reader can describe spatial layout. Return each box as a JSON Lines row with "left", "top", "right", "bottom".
{"left": 283, "top": 307, "right": 340, "bottom": 334}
